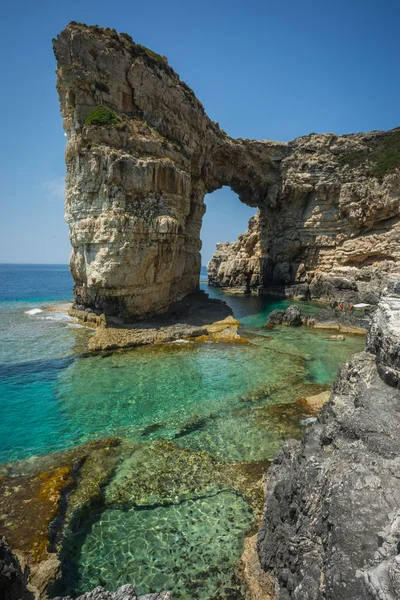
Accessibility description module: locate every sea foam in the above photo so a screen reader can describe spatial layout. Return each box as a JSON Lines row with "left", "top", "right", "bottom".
{"left": 25, "top": 308, "right": 43, "bottom": 316}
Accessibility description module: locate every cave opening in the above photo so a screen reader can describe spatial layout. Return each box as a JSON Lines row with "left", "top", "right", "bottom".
{"left": 200, "top": 186, "right": 257, "bottom": 279}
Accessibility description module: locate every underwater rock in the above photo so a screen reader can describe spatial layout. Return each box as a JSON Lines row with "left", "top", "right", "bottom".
{"left": 257, "top": 280, "right": 400, "bottom": 599}
{"left": 103, "top": 439, "right": 264, "bottom": 517}
{"left": 0, "top": 438, "right": 123, "bottom": 600}
{"left": 296, "top": 390, "right": 331, "bottom": 414}
{"left": 236, "top": 535, "right": 275, "bottom": 600}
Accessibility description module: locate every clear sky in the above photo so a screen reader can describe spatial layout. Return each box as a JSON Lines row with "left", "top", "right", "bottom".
{"left": 0, "top": 0, "right": 399, "bottom": 265}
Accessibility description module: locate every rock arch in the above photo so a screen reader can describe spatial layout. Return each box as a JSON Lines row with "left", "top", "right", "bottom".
{"left": 54, "top": 23, "right": 400, "bottom": 317}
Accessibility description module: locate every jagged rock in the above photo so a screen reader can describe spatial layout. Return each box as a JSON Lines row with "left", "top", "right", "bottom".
{"left": 282, "top": 306, "right": 302, "bottom": 326}
{"left": 51, "top": 583, "right": 170, "bottom": 599}
{"left": 366, "top": 279, "right": 400, "bottom": 387}
{"left": 0, "top": 537, "right": 26, "bottom": 600}
{"left": 53, "top": 23, "right": 400, "bottom": 319}
{"left": 257, "top": 279, "right": 400, "bottom": 599}
{"left": 266, "top": 310, "right": 285, "bottom": 325}
{"left": 208, "top": 213, "right": 263, "bottom": 290}
{"left": 306, "top": 307, "right": 369, "bottom": 334}
{"left": 267, "top": 306, "right": 302, "bottom": 326}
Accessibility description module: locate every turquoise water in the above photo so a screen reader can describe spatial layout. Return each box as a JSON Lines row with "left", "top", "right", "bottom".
{"left": 0, "top": 264, "right": 365, "bottom": 599}
{"left": 63, "top": 491, "right": 253, "bottom": 600}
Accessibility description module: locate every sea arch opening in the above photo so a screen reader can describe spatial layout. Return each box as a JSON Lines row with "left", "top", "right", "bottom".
{"left": 201, "top": 186, "right": 257, "bottom": 288}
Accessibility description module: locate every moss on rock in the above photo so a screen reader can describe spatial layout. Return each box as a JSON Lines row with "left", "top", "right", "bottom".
{"left": 84, "top": 105, "right": 125, "bottom": 128}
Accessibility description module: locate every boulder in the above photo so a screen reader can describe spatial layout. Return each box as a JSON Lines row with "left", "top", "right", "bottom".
{"left": 267, "top": 306, "right": 302, "bottom": 327}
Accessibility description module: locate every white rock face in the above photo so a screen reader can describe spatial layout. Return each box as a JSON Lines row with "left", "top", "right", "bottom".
{"left": 54, "top": 23, "right": 400, "bottom": 317}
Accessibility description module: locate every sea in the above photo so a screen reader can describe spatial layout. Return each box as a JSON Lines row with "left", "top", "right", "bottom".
{"left": 0, "top": 263, "right": 365, "bottom": 599}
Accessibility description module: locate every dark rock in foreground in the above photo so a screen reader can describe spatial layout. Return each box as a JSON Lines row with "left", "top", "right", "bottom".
{"left": 0, "top": 537, "right": 26, "bottom": 600}
{"left": 52, "top": 584, "right": 170, "bottom": 600}
{"left": 258, "top": 280, "right": 400, "bottom": 599}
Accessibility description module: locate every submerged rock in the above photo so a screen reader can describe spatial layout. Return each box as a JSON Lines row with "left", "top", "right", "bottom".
{"left": 0, "top": 439, "right": 123, "bottom": 600}
{"left": 257, "top": 280, "right": 400, "bottom": 599}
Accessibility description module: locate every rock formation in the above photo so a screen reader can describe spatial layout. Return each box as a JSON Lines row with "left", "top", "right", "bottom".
{"left": 207, "top": 212, "right": 264, "bottom": 291}
{"left": 53, "top": 22, "right": 400, "bottom": 318}
{"left": 52, "top": 584, "right": 170, "bottom": 600}
{"left": 208, "top": 138, "right": 400, "bottom": 303}
{"left": 257, "top": 279, "right": 400, "bottom": 599}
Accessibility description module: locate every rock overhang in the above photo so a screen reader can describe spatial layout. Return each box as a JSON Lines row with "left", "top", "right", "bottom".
{"left": 53, "top": 22, "right": 400, "bottom": 317}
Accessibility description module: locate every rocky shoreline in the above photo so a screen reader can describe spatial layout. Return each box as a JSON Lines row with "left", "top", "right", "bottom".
{"left": 257, "top": 279, "right": 400, "bottom": 599}
{"left": 67, "top": 291, "right": 249, "bottom": 351}
{"left": 2, "top": 286, "right": 395, "bottom": 600}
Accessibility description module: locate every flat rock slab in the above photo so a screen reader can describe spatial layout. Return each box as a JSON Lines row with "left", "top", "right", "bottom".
{"left": 84, "top": 293, "right": 249, "bottom": 350}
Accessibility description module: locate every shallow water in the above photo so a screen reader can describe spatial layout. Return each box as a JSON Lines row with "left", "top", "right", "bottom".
{"left": 0, "top": 265, "right": 365, "bottom": 599}
{"left": 66, "top": 492, "right": 253, "bottom": 600}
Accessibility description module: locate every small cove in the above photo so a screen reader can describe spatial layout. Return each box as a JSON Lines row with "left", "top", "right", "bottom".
{"left": 0, "top": 265, "right": 365, "bottom": 599}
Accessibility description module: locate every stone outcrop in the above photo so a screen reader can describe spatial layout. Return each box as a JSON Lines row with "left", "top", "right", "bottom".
{"left": 267, "top": 306, "right": 302, "bottom": 326}
{"left": 53, "top": 23, "right": 286, "bottom": 319}
{"left": 52, "top": 584, "right": 170, "bottom": 600}
{"left": 0, "top": 537, "right": 28, "bottom": 600}
{"left": 257, "top": 280, "right": 400, "bottom": 599}
{"left": 53, "top": 22, "right": 400, "bottom": 318}
{"left": 304, "top": 307, "right": 369, "bottom": 334}
{"left": 208, "top": 142, "right": 400, "bottom": 303}
{"left": 266, "top": 305, "right": 368, "bottom": 333}
{"left": 207, "top": 212, "right": 264, "bottom": 291}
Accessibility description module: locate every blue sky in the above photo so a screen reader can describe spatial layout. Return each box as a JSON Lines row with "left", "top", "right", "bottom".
{"left": 0, "top": 0, "right": 399, "bottom": 264}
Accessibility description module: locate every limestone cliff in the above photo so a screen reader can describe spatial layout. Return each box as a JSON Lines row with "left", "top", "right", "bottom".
{"left": 53, "top": 22, "right": 285, "bottom": 318}
{"left": 257, "top": 280, "right": 400, "bottom": 599}
{"left": 207, "top": 212, "right": 263, "bottom": 290}
{"left": 54, "top": 22, "right": 400, "bottom": 317}
{"left": 209, "top": 132, "right": 400, "bottom": 303}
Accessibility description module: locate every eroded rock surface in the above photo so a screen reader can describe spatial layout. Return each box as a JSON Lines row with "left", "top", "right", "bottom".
{"left": 53, "top": 22, "right": 400, "bottom": 318}
{"left": 257, "top": 280, "right": 400, "bottom": 599}
{"left": 52, "top": 584, "right": 170, "bottom": 600}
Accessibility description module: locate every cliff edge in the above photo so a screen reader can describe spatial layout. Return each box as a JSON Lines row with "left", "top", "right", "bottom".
{"left": 257, "top": 279, "right": 400, "bottom": 599}
{"left": 54, "top": 22, "right": 400, "bottom": 317}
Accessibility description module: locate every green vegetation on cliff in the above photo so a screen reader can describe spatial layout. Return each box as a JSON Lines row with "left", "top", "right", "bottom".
{"left": 339, "top": 129, "right": 400, "bottom": 177}
{"left": 84, "top": 105, "right": 125, "bottom": 128}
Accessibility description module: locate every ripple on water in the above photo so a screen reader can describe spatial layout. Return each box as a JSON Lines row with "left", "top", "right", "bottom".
{"left": 0, "top": 288, "right": 366, "bottom": 600}
{"left": 63, "top": 491, "right": 253, "bottom": 600}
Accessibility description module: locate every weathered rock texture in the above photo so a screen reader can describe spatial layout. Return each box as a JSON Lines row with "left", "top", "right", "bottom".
{"left": 52, "top": 584, "right": 170, "bottom": 600}
{"left": 208, "top": 147, "right": 400, "bottom": 303}
{"left": 207, "top": 212, "right": 264, "bottom": 291}
{"left": 257, "top": 280, "right": 400, "bottom": 599}
{"left": 53, "top": 22, "right": 400, "bottom": 317}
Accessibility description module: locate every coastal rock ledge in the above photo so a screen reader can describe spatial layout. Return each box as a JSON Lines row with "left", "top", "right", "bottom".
{"left": 257, "top": 279, "right": 400, "bottom": 600}
{"left": 53, "top": 22, "right": 400, "bottom": 318}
